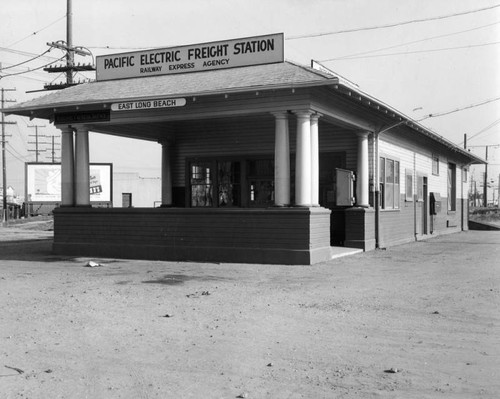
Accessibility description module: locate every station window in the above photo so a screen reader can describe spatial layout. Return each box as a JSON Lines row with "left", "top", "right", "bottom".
{"left": 379, "top": 156, "right": 400, "bottom": 209}
{"left": 217, "top": 161, "right": 240, "bottom": 207}
{"left": 432, "top": 154, "right": 439, "bottom": 176}
{"left": 248, "top": 159, "right": 274, "bottom": 207}
{"left": 190, "top": 162, "right": 214, "bottom": 207}
{"left": 188, "top": 158, "right": 274, "bottom": 208}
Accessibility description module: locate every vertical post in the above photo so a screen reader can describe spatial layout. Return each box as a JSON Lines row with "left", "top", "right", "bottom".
{"left": 273, "top": 112, "right": 290, "bottom": 206}
{"left": 356, "top": 132, "right": 370, "bottom": 207}
{"left": 1, "top": 89, "right": 7, "bottom": 219}
{"left": 1, "top": 88, "right": 16, "bottom": 222}
{"left": 310, "top": 113, "right": 320, "bottom": 206}
{"left": 74, "top": 126, "right": 90, "bottom": 206}
{"left": 160, "top": 140, "right": 173, "bottom": 207}
{"left": 484, "top": 146, "right": 488, "bottom": 207}
{"left": 59, "top": 126, "right": 74, "bottom": 206}
{"left": 66, "top": 0, "right": 74, "bottom": 85}
{"left": 295, "top": 110, "right": 312, "bottom": 206}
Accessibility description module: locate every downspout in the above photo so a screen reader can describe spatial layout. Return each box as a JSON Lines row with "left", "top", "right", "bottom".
{"left": 373, "top": 131, "right": 380, "bottom": 248}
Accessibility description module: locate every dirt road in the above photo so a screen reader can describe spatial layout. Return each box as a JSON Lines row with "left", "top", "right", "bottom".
{"left": 0, "top": 229, "right": 499, "bottom": 398}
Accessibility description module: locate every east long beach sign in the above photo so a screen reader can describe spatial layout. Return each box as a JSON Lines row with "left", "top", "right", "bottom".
{"left": 96, "top": 33, "right": 284, "bottom": 81}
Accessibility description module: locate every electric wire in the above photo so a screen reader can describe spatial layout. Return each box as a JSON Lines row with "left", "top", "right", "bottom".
{"left": 464, "top": 118, "right": 500, "bottom": 143}
{"left": 324, "top": 20, "right": 500, "bottom": 61}
{"left": 321, "top": 41, "right": 500, "bottom": 62}
{"left": 5, "top": 15, "right": 66, "bottom": 48}
{"left": 0, "top": 46, "right": 59, "bottom": 61}
{"left": 0, "top": 54, "right": 66, "bottom": 79}
{"left": 0, "top": 49, "right": 53, "bottom": 71}
{"left": 418, "top": 97, "right": 500, "bottom": 121}
{"left": 287, "top": 4, "right": 500, "bottom": 40}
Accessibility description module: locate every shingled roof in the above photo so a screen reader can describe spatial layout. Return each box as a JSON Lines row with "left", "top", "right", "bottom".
{"left": 6, "top": 61, "right": 334, "bottom": 114}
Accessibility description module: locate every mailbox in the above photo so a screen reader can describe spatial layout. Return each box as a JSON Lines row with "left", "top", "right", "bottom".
{"left": 430, "top": 192, "right": 441, "bottom": 215}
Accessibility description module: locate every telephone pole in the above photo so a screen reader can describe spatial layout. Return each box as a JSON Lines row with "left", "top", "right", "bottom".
{"left": 469, "top": 144, "right": 500, "bottom": 207}
{"left": 1, "top": 88, "right": 17, "bottom": 222}
{"left": 44, "top": 0, "right": 95, "bottom": 90}
{"left": 28, "top": 125, "right": 47, "bottom": 162}
{"left": 46, "top": 135, "right": 61, "bottom": 163}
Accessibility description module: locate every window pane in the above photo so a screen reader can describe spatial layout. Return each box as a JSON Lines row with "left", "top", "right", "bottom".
{"left": 218, "top": 161, "right": 240, "bottom": 207}
{"left": 379, "top": 158, "right": 385, "bottom": 183}
{"left": 190, "top": 162, "right": 213, "bottom": 207}
{"left": 386, "top": 159, "right": 394, "bottom": 184}
{"left": 432, "top": 155, "right": 439, "bottom": 175}
{"left": 386, "top": 183, "right": 394, "bottom": 208}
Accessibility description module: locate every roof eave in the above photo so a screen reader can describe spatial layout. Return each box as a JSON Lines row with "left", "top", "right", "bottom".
{"left": 4, "top": 78, "right": 338, "bottom": 119}
{"left": 328, "top": 82, "right": 486, "bottom": 165}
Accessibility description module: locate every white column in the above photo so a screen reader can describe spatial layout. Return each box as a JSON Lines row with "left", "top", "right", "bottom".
{"left": 161, "top": 140, "right": 173, "bottom": 206}
{"left": 295, "top": 111, "right": 313, "bottom": 206}
{"left": 273, "top": 112, "right": 290, "bottom": 206}
{"left": 356, "top": 131, "right": 370, "bottom": 207}
{"left": 74, "top": 126, "right": 90, "bottom": 206}
{"left": 59, "top": 126, "right": 74, "bottom": 206}
{"left": 310, "top": 113, "right": 320, "bottom": 206}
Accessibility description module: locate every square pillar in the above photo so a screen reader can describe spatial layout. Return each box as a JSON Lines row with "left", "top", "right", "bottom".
{"left": 160, "top": 140, "right": 173, "bottom": 207}
{"left": 58, "top": 125, "right": 74, "bottom": 206}
{"left": 74, "top": 126, "right": 90, "bottom": 206}
{"left": 356, "top": 132, "right": 370, "bottom": 207}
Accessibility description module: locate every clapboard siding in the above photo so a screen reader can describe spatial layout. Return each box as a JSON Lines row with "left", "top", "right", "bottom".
{"left": 53, "top": 207, "right": 332, "bottom": 265}
{"left": 171, "top": 116, "right": 359, "bottom": 187}
{"left": 378, "top": 131, "right": 468, "bottom": 246}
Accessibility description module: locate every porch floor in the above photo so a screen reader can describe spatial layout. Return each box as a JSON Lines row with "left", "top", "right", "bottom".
{"left": 330, "top": 246, "right": 363, "bottom": 259}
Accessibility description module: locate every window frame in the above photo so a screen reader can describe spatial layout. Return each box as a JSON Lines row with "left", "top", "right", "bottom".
{"left": 379, "top": 155, "right": 400, "bottom": 210}
{"left": 432, "top": 154, "right": 440, "bottom": 176}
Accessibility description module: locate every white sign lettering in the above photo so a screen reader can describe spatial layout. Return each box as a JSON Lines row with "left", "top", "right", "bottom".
{"left": 97, "top": 33, "right": 284, "bottom": 81}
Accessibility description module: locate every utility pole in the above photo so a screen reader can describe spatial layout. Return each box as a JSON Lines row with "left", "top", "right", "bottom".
{"left": 1, "top": 88, "right": 17, "bottom": 223}
{"left": 468, "top": 144, "right": 500, "bottom": 208}
{"left": 28, "top": 125, "right": 47, "bottom": 162}
{"left": 46, "top": 135, "right": 61, "bottom": 163}
{"left": 44, "top": 0, "right": 95, "bottom": 90}
{"left": 484, "top": 146, "right": 488, "bottom": 207}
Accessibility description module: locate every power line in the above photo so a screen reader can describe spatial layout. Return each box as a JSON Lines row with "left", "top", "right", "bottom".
{"left": 321, "top": 40, "right": 500, "bottom": 62}
{"left": 287, "top": 4, "right": 500, "bottom": 40}
{"left": 0, "top": 49, "right": 53, "bottom": 71}
{"left": 325, "top": 20, "right": 500, "bottom": 61}
{"left": 5, "top": 15, "right": 66, "bottom": 48}
{"left": 0, "top": 54, "right": 66, "bottom": 79}
{"left": 0, "top": 46, "right": 59, "bottom": 61}
{"left": 418, "top": 97, "right": 500, "bottom": 121}
{"left": 464, "top": 118, "right": 500, "bottom": 143}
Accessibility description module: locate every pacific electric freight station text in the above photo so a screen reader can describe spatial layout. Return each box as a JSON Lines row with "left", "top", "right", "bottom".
{"left": 103, "top": 38, "right": 276, "bottom": 71}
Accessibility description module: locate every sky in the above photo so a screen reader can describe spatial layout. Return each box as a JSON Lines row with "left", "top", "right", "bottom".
{"left": 1, "top": 0, "right": 500, "bottom": 201}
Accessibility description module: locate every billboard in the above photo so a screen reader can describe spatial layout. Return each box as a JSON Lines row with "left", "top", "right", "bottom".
{"left": 25, "top": 163, "right": 113, "bottom": 203}
{"left": 96, "top": 33, "right": 284, "bottom": 81}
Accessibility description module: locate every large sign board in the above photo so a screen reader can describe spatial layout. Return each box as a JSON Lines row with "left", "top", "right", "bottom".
{"left": 25, "top": 163, "right": 113, "bottom": 203}
{"left": 96, "top": 33, "right": 284, "bottom": 81}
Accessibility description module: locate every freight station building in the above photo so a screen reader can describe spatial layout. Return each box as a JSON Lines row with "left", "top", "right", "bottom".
{"left": 6, "top": 33, "right": 484, "bottom": 265}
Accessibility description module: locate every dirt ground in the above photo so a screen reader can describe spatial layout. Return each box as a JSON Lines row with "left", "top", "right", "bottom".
{"left": 0, "top": 225, "right": 499, "bottom": 399}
